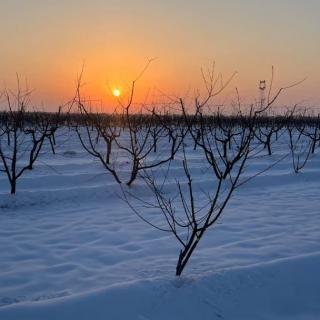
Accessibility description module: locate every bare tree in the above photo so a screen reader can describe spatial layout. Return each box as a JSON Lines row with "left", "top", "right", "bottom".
{"left": 124, "top": 67, "right": 304, "bottom": 276}
{"left": 75, "top": 60, "right": 185, "bottom": 186}
{"left": 0, "top": 85, "right": 59, "bottom": 194}
{"left": 287, "top": 121, "right": 313, "bottom": 174}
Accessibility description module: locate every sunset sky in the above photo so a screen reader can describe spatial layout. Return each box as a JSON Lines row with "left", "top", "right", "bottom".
{"left": 0, "top": 0, "right": 319, "bottom": 112}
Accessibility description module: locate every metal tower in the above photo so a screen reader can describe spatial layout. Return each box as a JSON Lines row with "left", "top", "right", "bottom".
{"left": 259, "top": 80, "right": 266, "bottom": 108}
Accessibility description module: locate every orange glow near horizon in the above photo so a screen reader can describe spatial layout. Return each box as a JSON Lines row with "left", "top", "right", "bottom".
{"left": 0, "top": 1, "right": 319, "bottom": 112}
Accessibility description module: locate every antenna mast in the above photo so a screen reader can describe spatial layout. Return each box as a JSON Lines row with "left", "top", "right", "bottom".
{"left": 259, "top": 80, "right": 266, "bottom": 108}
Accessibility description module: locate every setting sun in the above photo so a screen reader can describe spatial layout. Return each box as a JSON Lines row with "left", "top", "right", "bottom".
{"left": 112, "top": 88, "right": 121, "bottom": 97}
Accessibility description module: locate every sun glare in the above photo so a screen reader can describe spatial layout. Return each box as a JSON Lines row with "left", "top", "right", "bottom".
{"left": 113, "top": 88, "right": 121, "bottom": 97}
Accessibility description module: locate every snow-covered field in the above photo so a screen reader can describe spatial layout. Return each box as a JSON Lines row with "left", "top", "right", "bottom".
{"left": 0, "top": 129, "right": 319, "bottom": 319}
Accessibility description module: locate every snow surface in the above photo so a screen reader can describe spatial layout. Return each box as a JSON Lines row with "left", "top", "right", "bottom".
{"left": 0, "top": 129, "right": 319, "bottom": 319}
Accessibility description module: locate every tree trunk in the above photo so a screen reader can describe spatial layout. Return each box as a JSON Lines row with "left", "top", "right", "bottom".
{"left": 175, "top": 238, "right": 199, "bottom": 276}
{"left": 10, "top": 180, "right": 16, "bottom": 194}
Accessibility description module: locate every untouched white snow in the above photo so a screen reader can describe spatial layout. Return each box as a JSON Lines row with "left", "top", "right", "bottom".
{"left": 0, "top": 253, "right": 319, "bottom": 320}
{"left": 0, "top": 129, "right": 319, "bottom": 319}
